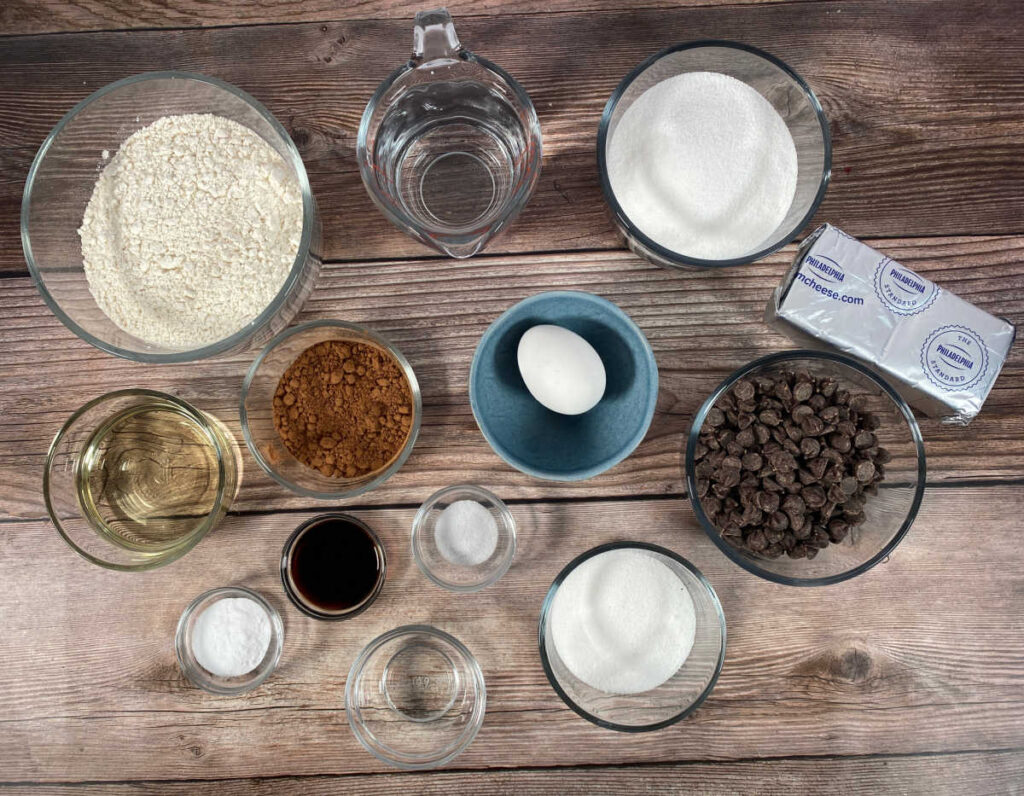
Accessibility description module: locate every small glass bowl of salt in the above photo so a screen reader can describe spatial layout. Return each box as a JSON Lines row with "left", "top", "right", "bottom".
{"left": 412, "top": 485, "right": 516, "bottom": 592}
{"left": 175, "top": 586, "right": 284, "bottom": 695}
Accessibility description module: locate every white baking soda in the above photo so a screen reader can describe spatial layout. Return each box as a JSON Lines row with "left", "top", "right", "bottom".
{"left": 191, "top": 597, "right": 272, "bottom": 678}
{"left": 549, "top": 549, "right": 696, "bottom": 694}
{"left": 608, "top": 71, "right": 798, "bottom": 261}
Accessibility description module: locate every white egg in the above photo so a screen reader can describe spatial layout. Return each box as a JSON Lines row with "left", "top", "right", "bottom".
{"left": 517, "top": 324, "right": 607, "bottom": 415}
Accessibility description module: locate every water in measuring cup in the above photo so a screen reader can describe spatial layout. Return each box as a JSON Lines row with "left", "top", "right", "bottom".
{"left": 373, "top": 81, "right": 529, "bottom": 233}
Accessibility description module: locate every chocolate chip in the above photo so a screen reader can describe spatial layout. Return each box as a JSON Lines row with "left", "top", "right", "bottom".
{"left": 742, "top": 452, "right": 763, "bottom": 471}
{"left": 855, "top": 460, "right": 876, "bottom": 482}
{"left": 733, "top": 379, "right": 755, "bottom": 402}
{"left": 792, "top": 381, "right": 814, "bottom": 402}
{"left": 801, "top": 437, "right": 821, "bottom": 458}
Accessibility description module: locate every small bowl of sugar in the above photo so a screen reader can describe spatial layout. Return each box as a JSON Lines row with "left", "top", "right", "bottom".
{"left": 412, "top": 485, "right": 516, "bottom": 592}
{"left": 598, "top": 40, "right": 831, "bottom": 269}
{"left": 539, "top": 542, "right": 726, "bottom": 731}
{"left": 175, "top": 586, "right": 284, "bottom": 695}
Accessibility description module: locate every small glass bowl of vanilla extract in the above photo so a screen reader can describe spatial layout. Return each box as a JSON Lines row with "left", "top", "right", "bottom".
{"left": 280, "top": 514, "right": 387, "bottom": 620}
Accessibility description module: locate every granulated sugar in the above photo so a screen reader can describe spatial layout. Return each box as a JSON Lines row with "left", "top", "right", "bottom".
{"left": 79, "top": 114, "right": 303, "bottom": 348}
{"left": 608, "top": 71, "right": 798, "bottom": 261}
{"left": 549, "top": 549, "right": 696, "bottom": 694}
{"left": 435, "top": 500, "right": 498, "bottom": 567}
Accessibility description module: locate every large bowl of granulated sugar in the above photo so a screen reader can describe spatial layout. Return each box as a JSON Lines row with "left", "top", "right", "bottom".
{"left": 22, "top": 71, "right": 322, "bottom": 362}
{"left": 539, "top": 541, "right": 727, "bottom": 731}
{"left": 598, "top": 41, "right": 830, "bottom": 270}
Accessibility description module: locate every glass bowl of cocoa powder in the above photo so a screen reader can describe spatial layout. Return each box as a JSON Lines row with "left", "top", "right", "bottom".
{"left": 241, "top": 320, "right": 421, "bottom": 499}
{"left": 685, "top": 350, "right": 926, "bottom": 586}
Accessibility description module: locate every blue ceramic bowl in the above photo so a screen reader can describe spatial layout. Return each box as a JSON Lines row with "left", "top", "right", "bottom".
{"left": 470, "top": 291, "right": 658, "bottom": 481}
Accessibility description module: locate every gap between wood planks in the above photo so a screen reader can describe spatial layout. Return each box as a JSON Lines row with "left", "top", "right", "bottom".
{"left": 2, "top": 746, "right": 1022, "bottom": 789}
{"left": 0, "top": 0, "right": 839, "bottom": 40}
{"left": 4, "top": 233, "right": 1024, "bottom": 280}
{"left": 4, "top": 476, "right": 1022, "bottom": 527}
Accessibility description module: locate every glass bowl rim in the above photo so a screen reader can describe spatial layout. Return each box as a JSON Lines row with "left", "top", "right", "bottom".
{"left": 239, "top": 319, "right": 423, "bottom": 500}
{"left": 411, "top": 483, "right": 517, "bottom": 592}
{"left": 42, "top": 387, "right": 233, "bottom": 572}
{"left": 174, "top": 585, "right": 285, "bottom": 695}
{"left": 21, "top": 70, "right": 318, "bottom": 363}
{"left": 345, "top": 623, "right": 487, "bottom": 770}
{"left": 537, "top": 540, "right": 727, "bottom": 733}
{"left": 596, "top": 39, "right": 833, "bottom": 269}
{"left": 468, "top": 289, "right": 659, "bottom": 481}
{"left": 279, "top": 512, "right": 388, "bottom": 621}
{"left": 684, "top": 349, "right": 927, "bottom": 586}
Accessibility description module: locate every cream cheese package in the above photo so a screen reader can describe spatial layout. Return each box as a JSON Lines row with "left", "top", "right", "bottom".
{"left": 767, "top": 224, "right": 1015, "bottom": 425}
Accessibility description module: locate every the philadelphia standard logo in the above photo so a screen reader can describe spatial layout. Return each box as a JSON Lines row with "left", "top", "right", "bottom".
{"left": 805, "top": 254, "right": 845, "bottom": 284}
{"left": 920, "top": 325, "right": 988, "bottom": 392}
{"left": 873, "top": 257, "right": 940, "bottom": 315}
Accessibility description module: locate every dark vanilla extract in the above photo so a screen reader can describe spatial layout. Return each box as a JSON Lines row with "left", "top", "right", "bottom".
{"left": 282, "top": 515, "right": 385, "bottom": 619}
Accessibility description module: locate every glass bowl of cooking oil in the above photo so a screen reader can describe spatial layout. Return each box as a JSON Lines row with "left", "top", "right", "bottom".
{"left": 43, "top": 389, "right": 241, "bottom": 571}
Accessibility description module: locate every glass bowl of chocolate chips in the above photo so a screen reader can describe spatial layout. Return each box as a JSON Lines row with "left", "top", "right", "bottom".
{"left": 685, "top": 350, "right": 926, "bottom": 586}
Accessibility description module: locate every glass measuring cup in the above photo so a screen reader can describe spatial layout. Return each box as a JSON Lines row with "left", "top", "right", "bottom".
{"left": 358, "top": 9, "right": 542, "bottom": 259}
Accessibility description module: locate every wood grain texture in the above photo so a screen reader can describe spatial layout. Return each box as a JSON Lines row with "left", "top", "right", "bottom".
{"left": 0, "top": 483, "right": 1019, "bottom": 782}
{"left": 0, "top": 0, "right": 826, "bottom": 36}
{"left": 3, "top": 0, "right": 1024, "bottom": 271}
{"left": 1, "top": 239, "right": 1022, "bottom": 521}
{"left": 4, "top": 750, "right": 1023, "bottom": 794}
{"left": 0, "top": 487, "right": 1021, "bottom": 782}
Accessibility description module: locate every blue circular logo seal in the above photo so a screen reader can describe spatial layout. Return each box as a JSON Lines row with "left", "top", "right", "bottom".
{"left": 920, "top": 325, "right": 988, "bottom": 392}
{"left": 873, "top": 257, "right": 940, "bottom": 316}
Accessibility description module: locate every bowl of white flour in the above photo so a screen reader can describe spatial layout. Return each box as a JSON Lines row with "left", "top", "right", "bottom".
{"left": 598, "top": 41, "right": 831, "bottom": 270}
{"left": 22, "top": 71, "right": 321, "bottom": 361}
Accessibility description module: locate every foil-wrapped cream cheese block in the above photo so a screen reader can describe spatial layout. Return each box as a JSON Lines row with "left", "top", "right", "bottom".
{"left": 766, "top": 224, "right": 1016, "bottom": 425}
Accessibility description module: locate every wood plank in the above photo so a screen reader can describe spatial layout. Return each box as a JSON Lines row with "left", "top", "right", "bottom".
{"left": 1, "top": 238, "right": 1021, "bottom": 521}
{"left": 3, "top": 0, "right": 1024, "bottom": 271}
{"left": 0, "top": 487, "right": 1022, "bottom": 782}
{"left": 0, "top": 0, "right": 827, "bottom": 37}
{"left": 4, "top": 750, "right": 1024, "bottom": 794}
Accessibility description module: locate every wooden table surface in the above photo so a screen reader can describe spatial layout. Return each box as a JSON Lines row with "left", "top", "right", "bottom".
{"left": 1, "top": 1, "right": 1022, "bottom": 793}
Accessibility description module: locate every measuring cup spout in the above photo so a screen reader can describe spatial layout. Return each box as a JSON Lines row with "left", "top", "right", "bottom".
{"left": 413, "top": 8, "right": 462, "bottom": 64}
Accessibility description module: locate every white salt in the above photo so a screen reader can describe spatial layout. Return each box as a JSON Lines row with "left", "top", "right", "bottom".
{"left": 549, "top": 549, "right": 696, "bottom": 694}
{"left": 608, "top": 71, "right": 798, "bottom": 261}
{"left": 435, "top": 500, "right": 498, "bottom": 567}
{"left": 191, "top": 597, "right": 272, "bottom": 678}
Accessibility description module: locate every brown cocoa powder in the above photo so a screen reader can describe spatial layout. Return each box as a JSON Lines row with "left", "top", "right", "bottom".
{"left": 272, "top": 340, "right": 413, "bottom": 478}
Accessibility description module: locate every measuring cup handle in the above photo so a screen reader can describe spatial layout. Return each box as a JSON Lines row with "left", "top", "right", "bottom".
{"left": 412, "top": 8, "right": 462, "bottom": 63}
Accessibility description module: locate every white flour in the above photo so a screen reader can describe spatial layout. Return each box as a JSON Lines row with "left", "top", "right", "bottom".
{"left": 79, "top": 114, "right": 303, "bottom": 348}
{"left": 608, "top": 71, "right": 798, "bottom": 261}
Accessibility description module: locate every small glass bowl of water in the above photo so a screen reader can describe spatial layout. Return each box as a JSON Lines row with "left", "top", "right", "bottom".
{"left": 346, "top": 625, "right": 486, "bottom": 769}
{"left": 598, "top": 40, "right": 831, "bottom": 269}
{"left": 44, "top": 389, "right": 240, "bottom": 571}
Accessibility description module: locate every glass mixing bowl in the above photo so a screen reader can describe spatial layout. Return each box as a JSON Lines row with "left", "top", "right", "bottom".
{"left": 22, "top": 71, "right": 322, "bottom": 362}
{"left": 346, "top": 625, "right": 486, "bottom": 769}
{"left": 538, "top": 542, "right": 726, "bottom": 732}
{"left": 240, "top": 320, "right": 422, "bottom": 500}
{"left": 685, "top": 351, "right": 927, "bottom": 586}
{"left": 598, "top": 40, "right": 831, "bottom": 270}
